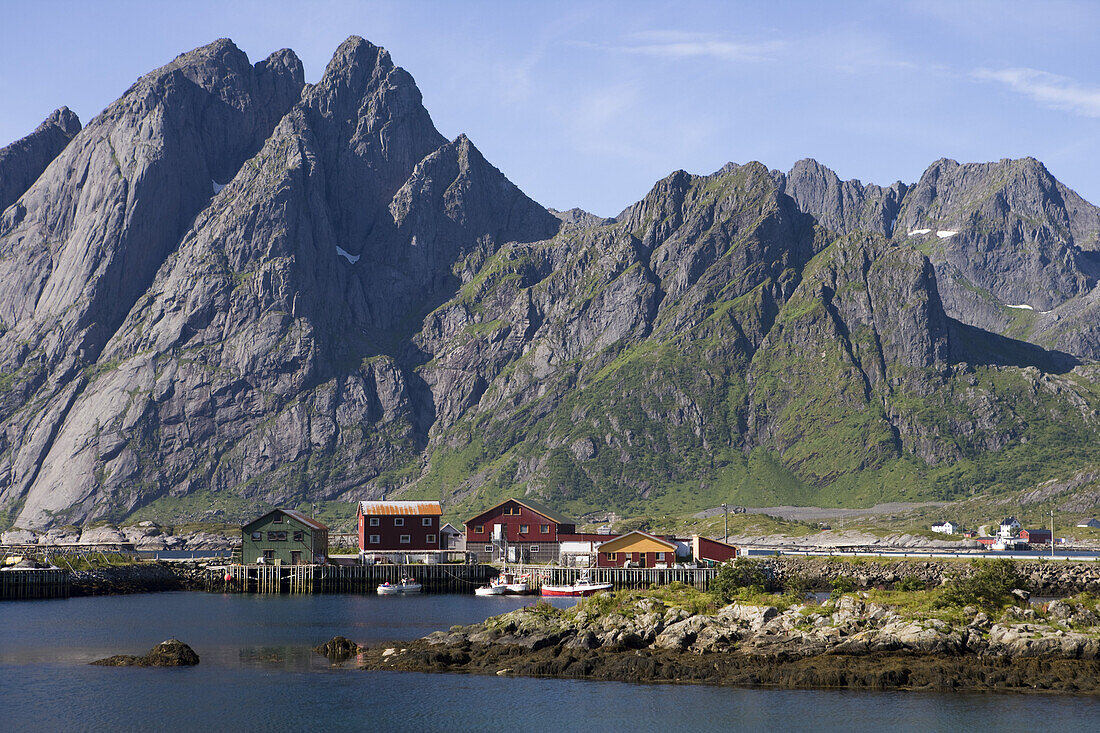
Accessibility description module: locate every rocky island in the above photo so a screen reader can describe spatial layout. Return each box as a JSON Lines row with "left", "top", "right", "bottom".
{"left": 358, "top": 561, "right": 1100, "bottom": 694}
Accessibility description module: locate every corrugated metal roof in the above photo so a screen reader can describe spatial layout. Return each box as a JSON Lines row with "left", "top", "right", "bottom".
{"left": 359, "top": 500, "right": 443, "bottom": 516}
{"left": 281, "top": 509, "right": 329, "bottom": 531}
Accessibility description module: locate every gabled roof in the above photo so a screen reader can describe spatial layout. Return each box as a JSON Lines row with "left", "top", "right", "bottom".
{"left": 1001, "top": 516, "right": 1020, "bottom": 525}
{"left": 595, "top": 530, "right": 677, "bottom": 553}
{"left": 243, "top": 508, "right": 328, "bottom": 531}
{"left": 281, "top": 509, "right": 329, "bottom": 531}
{"left": 464, "top": 497, "right": 575, "bottom": 526}
{"left": 359, "top": 500, "right": 443, "bottom": 516}
{"left": 440, "top": 522, "right": 463, "bottom": 534}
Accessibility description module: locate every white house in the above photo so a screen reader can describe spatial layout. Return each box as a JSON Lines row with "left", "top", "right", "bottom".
{"left": 998, "top": 517, "right": 1022, "bottom": 540}
{"left": 931, "top": 521, "right": 958, "bottom": 535}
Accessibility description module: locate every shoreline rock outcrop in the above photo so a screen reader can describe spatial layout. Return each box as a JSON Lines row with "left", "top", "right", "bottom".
{"left": 358, "top": 590, "right": 1100, "bottom": 694}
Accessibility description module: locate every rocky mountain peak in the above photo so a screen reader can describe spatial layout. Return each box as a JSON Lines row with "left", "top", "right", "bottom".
{"left": 0, "top": 106, "right": 82, "bottom": 213}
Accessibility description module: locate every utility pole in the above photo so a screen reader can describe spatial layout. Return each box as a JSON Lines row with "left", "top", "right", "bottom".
{"left": 1051, "top": 508, "right": 1055, "bottom": 559}
{"left": 722, "top": 503, "right": 728, "bottom": 544}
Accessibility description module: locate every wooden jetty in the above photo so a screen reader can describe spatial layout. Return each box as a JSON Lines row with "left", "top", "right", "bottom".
{"left": 209, "top": 562, "right": 497, "bottom": 594}
{"left": 0, "top": 568, "right": 70, "bottom": 600}
{"left": 513, "top": 564, "right": 719, "bottom": 592}
{"left": 208, "top": 562, "right": 719, "bottom": 594}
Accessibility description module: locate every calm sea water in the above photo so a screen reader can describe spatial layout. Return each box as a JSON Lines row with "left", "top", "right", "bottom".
{"left": 2, "top": 592, "right": 1099, "bottom": 732}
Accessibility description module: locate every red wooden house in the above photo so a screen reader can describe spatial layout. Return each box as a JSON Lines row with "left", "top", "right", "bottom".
{"left": 358, "top": 500, "right": 442, "bottom": 552}
{"left": 692, "top": 535, "right": 738, "bottom": 565}
{"left": 1020, "top": 528, "right": 1052, "bottom": 544}
{"left": 464, "top": 498, "right": 576, "bottom": 563}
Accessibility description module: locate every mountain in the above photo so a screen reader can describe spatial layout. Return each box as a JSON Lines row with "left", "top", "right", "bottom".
{"left": 1, "top": 37, "right": 1099, "bottom": 531}
{"left": 776, "top": 157, "right": 1100, "bottom": 359}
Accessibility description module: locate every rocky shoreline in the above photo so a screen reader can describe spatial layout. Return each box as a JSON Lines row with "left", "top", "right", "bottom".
{"left": 357, "top": 589, "right": 1100, "bottom": 694}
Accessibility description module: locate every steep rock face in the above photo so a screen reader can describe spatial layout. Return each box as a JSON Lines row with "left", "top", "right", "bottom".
{"left": 777, "top": 157, "right": 1100, "bottom": 357}
{"left": 0, "top": 39, "right": 305, "bottom": 526}
{"left": 0, "top": 107, "right": 81, "bottom": 213}
{"left": 774, "top": 158, "right": 906, "bottom": 239}
{"left": 4, "top": 37, "right": 557, "bottom": 528}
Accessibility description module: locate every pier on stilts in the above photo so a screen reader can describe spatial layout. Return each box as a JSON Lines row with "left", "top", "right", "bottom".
{"left": 209, "top": 562, "right": 497, "bottom": 594}
{"left": 513, "top": 564, "right": 719, "bottom": 592}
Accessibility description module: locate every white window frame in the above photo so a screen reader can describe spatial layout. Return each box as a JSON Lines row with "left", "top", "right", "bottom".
{"left": 422, "top": 517, "right": 433, "bottom": 526}
{"left": 425, "top": 534, "right": 436, "bottom": 544}
{"left": 369, "top": 534, "right": 380, "bottom": 544}
{"left": 530, "top": 545, "right": 539, "bottom": 553}
{"left": 394, "top": 517, "right": 405, "bottom": 527}
{"left": 369, "top": 517, "right": 380, "bottom": 526}
{"left": 399, "top": 534, "right": 411, "bottom": 544}
{"left": 484, "top": 545, "right": 493, "bottom": 553}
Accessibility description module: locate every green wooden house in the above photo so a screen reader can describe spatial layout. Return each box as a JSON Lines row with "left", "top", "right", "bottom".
{"left": 242, "top": 509, "right": 329, "bottom": 565}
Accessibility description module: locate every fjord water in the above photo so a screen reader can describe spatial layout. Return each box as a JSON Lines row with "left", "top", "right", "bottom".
{"left": 3, "top": 593, "right": 1099, "bottom": 732}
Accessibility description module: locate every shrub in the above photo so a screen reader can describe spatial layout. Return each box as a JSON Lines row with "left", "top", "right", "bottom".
{"left": 896, "top": 575, "right": 924, "bottom": 592}
{"left": 710, "top": 558, "right": 768, "bottom": 604}
{"left": 937, "top": 559, "right": 1024, "bottom": 610}
{"left": 830, "top": 576, "right": 855, "bottom": 600}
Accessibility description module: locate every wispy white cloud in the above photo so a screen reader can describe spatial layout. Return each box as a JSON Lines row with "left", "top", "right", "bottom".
{"left": 974, "top": 67, "right": 1100, "bottom": 117}
{"left": 576, "top": 31, "right": 784, "bottom": 63}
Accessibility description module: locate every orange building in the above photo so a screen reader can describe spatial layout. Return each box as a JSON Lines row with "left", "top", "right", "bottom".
{"left": 596, "top": 530, "right": 679, "bottom": 568}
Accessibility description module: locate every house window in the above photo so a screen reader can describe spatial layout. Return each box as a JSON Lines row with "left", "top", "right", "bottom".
{"left": 394, "top": 518, "right": 405, "bottom": 527}
{"left": 251, "top": 531, "right": 261, "bottom": 541}
{"left": 519, "top": 525, "right": 529, "bottom": 534}
{"left": 474, "top": 525, "right": 484, "bottom": 534}
{"left": 607, "top": 553, "right": 617, "bottom": 560}
{"left": 263, "top": 550, "right": 275, "bottom": 561}
{"left": 369, "top": 517, "right": 380, "bottom": 526}
{"left": 540, "top": 524, "right": 550, "bottom": 534}
{"left": 369, "top": 535, "right": 380, "bottom": 544}
{"left": 530, "top": 545, "right": 539, "bottom": 553}
{"left": 400, "top": 535, "right": 411, "bottom": 544}
{"left": 656, "top": 552, "right": 665, "bottom": 560}
{"left": 639, "top": 553, "right": 646, "bottom": 563}
{"left": 422, "top": 517, "right": 433, "bottom": 526}
{"left": 273, "top": 514, "right": 282, "bottom": 523}
{"left": 484, "top": 545, "right": 493, "bottom": 553}
{"left": 426, "top": 534, "right": 436, "bottom": 544}
{"left": 267, "top": 531, "right": 287, "bottom": 541}
{"left": 293, "top": 531, "right": 304, "bottom": 542}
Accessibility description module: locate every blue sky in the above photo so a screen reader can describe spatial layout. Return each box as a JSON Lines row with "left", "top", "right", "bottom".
{"left": 2, "top": 1, "right": 1098, "bottom": 216}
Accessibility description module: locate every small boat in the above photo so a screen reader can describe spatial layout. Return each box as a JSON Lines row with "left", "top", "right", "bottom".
{"left": 475, "top": 571, "right": 534, "bottom": 596}
{"left": 540, "top": 575, "right": 612, "bottom": 597}
{"left": 377, "top": 577, "right": 422, "bottom": 595}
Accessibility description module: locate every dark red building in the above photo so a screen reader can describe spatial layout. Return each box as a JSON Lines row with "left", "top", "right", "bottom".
{"left": 464, "top": 498, "right": 576, "bottom": 563}
{"left": 1021, "top": 528, "right": 1052, "bottom": 544}
{"left": 358, "top": 500, "right": 442, "bottom": 552}
{"left": 692, "top": 535, "right": 738, "bottom": 565}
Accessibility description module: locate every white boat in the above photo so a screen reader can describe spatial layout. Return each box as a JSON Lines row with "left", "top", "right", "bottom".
{"left": 474, "top": 571, "right": 534, "bottom": 596}
{"left": 377, "top": 577, "right": 422, "bottom": 595}
{"left": 540, "top": 574, "right": 612, "bottom": 597}
{"left": 474, "top": 582, "right": 508, "bottom": 596}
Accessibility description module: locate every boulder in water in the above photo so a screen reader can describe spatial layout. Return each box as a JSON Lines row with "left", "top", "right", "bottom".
{"left": 91, "top": 639, "right": 199, "bottom": 667}
{"left": 313, "top": 636, "right": 362, "bottom": 661}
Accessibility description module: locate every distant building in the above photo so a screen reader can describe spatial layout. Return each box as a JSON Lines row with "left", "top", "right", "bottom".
{"left": 242, "top": 509, "right": 329, "bottom": 565}
{"left": 464, "top": 498, "right": 577, "bottom": 563}
{"left": 440, "top": 522, "right": 465, "bottom": 551}
{"left": 692, "top": 535, "right": 738, "bottom": 565}
{"left": 358, "top": 501, "right": 442, "bottom": 553}
{"left": 1020, "top": 528, "right": 1052, "bottom": 544}
{"left": 931, "top": 521, "right": 959, "bottom": 535}
{"left": 596, "top": 531, "right": 679, "bottom": 568}
{"left": 998, "top": 517, "right": 1022, "bottom": 540}
{"left": 1077, "top": 518, "right": 1100, "bottom": 529}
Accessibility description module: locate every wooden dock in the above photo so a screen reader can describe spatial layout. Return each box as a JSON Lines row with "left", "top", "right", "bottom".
{"left": 513, "top": 564, "right": 720, "bottom": 591}
{"left": 209, "top": 562, "right": 497, "bottom": 594}
{"left": 0, "top": 568, "right": 70, "bottom": 600}
{"left": 208, "top": 562, "right": 719, "bottom": 594}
